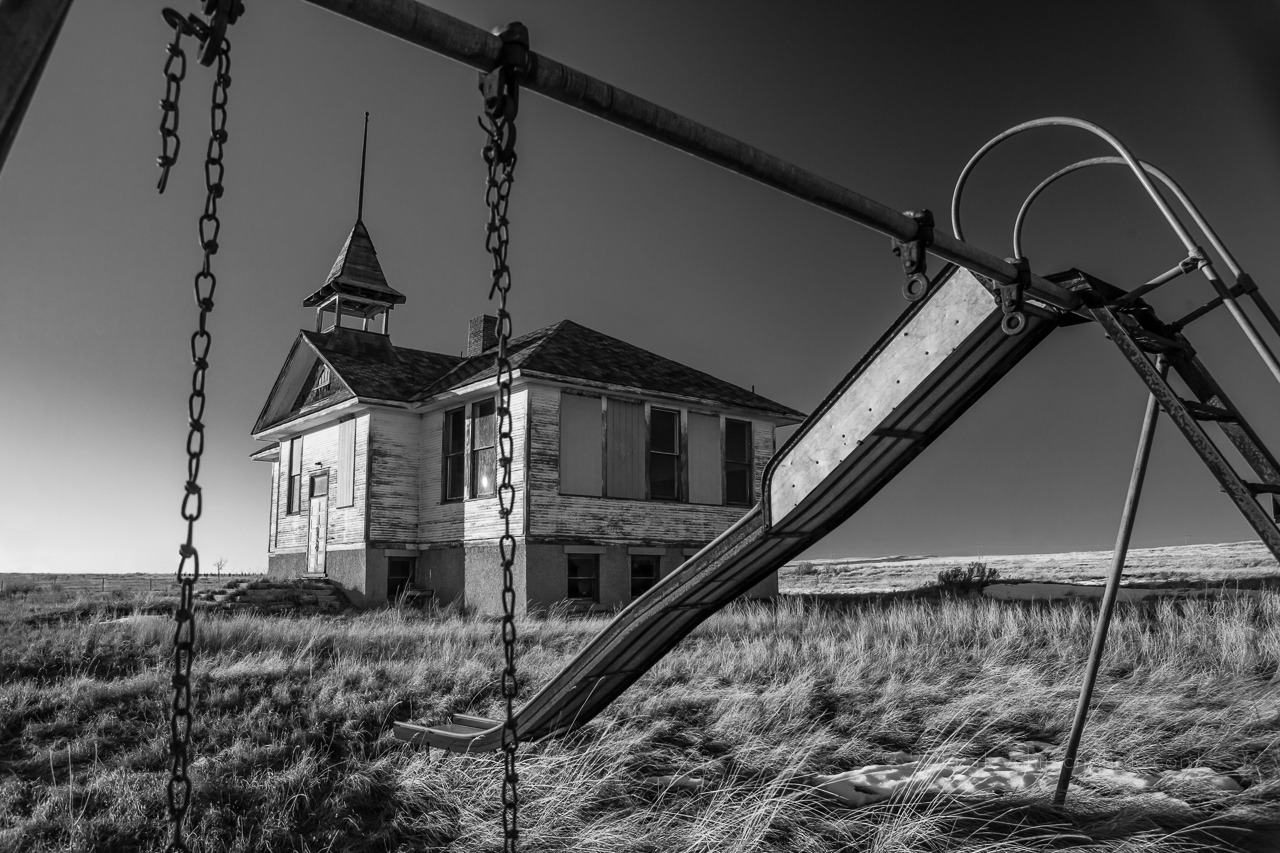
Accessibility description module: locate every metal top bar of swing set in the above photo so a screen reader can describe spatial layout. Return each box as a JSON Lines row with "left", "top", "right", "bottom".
{"left": 302, "top": 0, "right": 1080, "bottom": 313}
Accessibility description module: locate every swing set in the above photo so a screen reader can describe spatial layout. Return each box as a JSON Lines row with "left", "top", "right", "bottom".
{"left": 6, "top": 3, "right": 1280, "bottom": 852}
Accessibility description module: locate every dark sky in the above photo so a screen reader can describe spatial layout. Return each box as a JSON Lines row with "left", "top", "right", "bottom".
{"left": 3, "top": 1, "right": 1279, "bottom": 574}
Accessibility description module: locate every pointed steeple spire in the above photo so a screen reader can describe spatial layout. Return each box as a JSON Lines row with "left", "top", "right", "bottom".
{"left": 357, "top": 111, "right": 368, "bottom": 223}
{"left": 302, "top": 113, "right": 405, "bottom": 336}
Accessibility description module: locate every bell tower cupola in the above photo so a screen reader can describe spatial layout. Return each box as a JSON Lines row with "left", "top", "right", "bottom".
{"left": 303, "top": 113, "right": 406, "bottom": 335}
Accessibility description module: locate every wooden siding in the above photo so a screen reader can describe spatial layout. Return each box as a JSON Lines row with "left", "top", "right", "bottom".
{"left": 605, "top": 398, "right": 644, "bottom": 499}
{"left": 419, "top": 388, "right": 528, "bottom": 543}
{"left": 268, "top": 460, "right": 279, "bottom": 550}
{"left": 686, "top": 412, "right": 721, "bottom": 505}
{"left": 272, "top": 416, "right": 368, "bottom": 551}
{"left": 559, "top": 392, "right": 602, "bottom": 495}
{"left": 369, "top": 410, "right": 421, "bottom": 542}
{"left": 527, "top": 384, "right": 774, "bottom": 544}
{"left": 337, "top": 419, "right": 356, "bottom": 507}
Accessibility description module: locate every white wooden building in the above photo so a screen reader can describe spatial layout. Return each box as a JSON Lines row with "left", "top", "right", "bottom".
{"left": 251, "top": 215, "right": 804, "bottom": 609}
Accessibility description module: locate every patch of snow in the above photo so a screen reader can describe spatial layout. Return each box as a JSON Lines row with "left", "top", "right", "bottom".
{"left": 807, "top": 750, "right": 1241, "bottom": 806}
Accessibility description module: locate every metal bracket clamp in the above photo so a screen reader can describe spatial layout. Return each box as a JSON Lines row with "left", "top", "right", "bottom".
{"left": 480, "top": 22, "right": 531, "bottom": 123}
{"left": 891, "top": 209, "right": 934, "bottom": 302}
{"left": 160, "top": 1, "right": 243, "bottom": 67}
{"left": 1180, "top": 245, "right": 1207, "bottom": 275}
{"left": 999, "top": 256, "right": 1031, "bottom": 335}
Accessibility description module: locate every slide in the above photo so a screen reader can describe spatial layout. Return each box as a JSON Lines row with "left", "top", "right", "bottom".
{"left": 394, "top": 266, "right": 1080, "bottom": 751}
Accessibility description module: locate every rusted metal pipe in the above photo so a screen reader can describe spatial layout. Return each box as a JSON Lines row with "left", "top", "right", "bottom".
{"left": 1111, "top": 257, "right": 1200, "bottom": 307}
{"left": 0, "top": 0, "right": 75, "bottom": 174}
{"left": 1053, "top": 358, "right": 1166, "bottom": 806}
{"left": 298, "top": 0, "right": 1079, "bottom": 311}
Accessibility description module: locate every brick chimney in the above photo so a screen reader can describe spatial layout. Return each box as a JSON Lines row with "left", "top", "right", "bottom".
{"left": 467, "top": 314, "right": 499, "bottom": 356}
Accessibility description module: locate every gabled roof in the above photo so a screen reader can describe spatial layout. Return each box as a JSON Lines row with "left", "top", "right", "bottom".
{"left": 252, "top": 327, "right": 462, "bottom": 436}
{"left": 416, "top": 320, "right": 804, "bottom": 420}
{"left": 302, "top": 328, "right": 461, "bottom": 402}
{"left": 303, "top": 220, "right": 406, "bottom": 307}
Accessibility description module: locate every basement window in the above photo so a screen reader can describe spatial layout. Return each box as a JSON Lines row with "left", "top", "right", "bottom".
{"left": 567, "top": 553, "right": 600, "bottom": 603}
{"left": 630, "top": 555, "right": 659, "bottom": 599}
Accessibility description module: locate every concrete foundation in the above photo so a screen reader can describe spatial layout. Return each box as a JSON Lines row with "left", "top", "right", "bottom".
{"left": 267, "top": 536, "right": 776, "bottom": 611}
{"left": 266, "top": 551, "right": 307, "bottom": 580}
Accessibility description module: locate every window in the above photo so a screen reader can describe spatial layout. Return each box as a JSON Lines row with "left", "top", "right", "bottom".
{"left": 286, "top": 437, "right": 303, "bottom": 514}
{"left": 725, "top": 419, "right": 752, "bottom": 505}
{"left": 630, "top": 555, "right": 659, "bottom": 599}
{"left": 567, "top": 554, "right": 599, "bottom": 602}
{"left": 388, "top": 556, "right": 416, "bottom": 600}
{"left": 470, "top": 398, "right": 496, "bottom": 498}
{"left": 316, "top": 363, "right": 332, "bottom": 391}
{"left": 442, "top": 407, "right": 465, "bottom": 501}
{"left": 649, "top": 408, "right": 680, "bottom": 500}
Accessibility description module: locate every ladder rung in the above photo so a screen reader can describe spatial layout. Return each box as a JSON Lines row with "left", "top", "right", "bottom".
{"left": 1246, "top": 482, "right": 1280, "bottom": 496}
{"left": 1179, "top": 399, "right": 1238, "bottom": 422}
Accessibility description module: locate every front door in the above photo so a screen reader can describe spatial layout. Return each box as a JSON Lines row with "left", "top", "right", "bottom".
{"left": 307, "top": 473, "right": 329, "bottom": 574}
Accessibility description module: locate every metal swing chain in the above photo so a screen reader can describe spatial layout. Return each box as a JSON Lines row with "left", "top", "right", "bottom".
{"left": 164, "top": 25, "right": 233, "bottom": 853}
{"left": 156, "top": 10, "right": 191, "bottom": 193}
{"left": 480, "top": 23, "right": 528, "bottom": 853}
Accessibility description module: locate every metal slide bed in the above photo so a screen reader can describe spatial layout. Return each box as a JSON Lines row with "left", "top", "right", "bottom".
{"left": 394, "top": 264, "right": 1090, "bottom": 751}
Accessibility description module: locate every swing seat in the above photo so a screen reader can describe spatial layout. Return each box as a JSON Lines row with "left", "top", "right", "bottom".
{"left": 394, "top": 714, "right": 500, "bottom": 750}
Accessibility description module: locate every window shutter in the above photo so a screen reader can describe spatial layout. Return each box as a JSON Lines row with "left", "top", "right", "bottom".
{"left": 606, "top": 398, "right": 644, "bottom": 499}
{"left": 559, "top": 392, "right": 602, "bottom": 495}
{"left": 687, "top": 412, "right": 722, "bottom": 504}
{"left": 337, "top": 420, "right": 355, "bottom": 507}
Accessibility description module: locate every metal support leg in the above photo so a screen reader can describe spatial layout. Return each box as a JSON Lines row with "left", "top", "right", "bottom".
{"left": 0, "top": 0, "right": 75, "bottom": 175}
{"left": 1053, "top": 357, "right": 1167, "bottom": 806}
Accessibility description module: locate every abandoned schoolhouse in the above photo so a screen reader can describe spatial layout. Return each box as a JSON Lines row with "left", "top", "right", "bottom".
{"left": 250, "top": 212, "right": 804, "bottom": 609}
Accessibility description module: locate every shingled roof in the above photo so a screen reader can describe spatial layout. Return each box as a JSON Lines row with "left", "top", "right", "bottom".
{"left": 303, "top": 220, "right": 407, "bottom": 307}
{"left": 302, "top": 328, "right": 460, "bottom": 402}
{"left": 415, "top": 320, "right": 804, "bottom": 420}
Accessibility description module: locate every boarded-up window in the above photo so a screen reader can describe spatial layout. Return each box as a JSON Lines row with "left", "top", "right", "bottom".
{"left": 471, "top": 398, "right": 496, "bottom": 498}
{"left": 336, "top": 420, "right": 355, "bottom": 507}
{"left": 687, "top": 412, "right": 722, "bottom": 505}
{"left": 606, "top": 398, "right": 644, "bottom": 499}
{"left": 649, "top": 408, "right": 680, "bottom": 500}
{"left": 725, "top": 419, "right": 753, "bottom": 505}
{"left": 560, "top": 392, "right": 602, "bottom": 495}
{"left": 287, "top": 437, "right": 303, "bottom": 514}
{"left": 442, "top": 407, "right": 465, "bottom": 501}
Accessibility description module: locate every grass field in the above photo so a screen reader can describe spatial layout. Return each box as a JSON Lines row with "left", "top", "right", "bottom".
{"left": 2, "top": 548, "right": 1279, "bottom": 852}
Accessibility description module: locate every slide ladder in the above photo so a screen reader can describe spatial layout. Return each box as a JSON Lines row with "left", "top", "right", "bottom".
{"left": 1088, "top": 298, "right": 1280, "bottom": 554}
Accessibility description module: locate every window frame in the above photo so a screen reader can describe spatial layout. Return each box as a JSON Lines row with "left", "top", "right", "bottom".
{"left": 442, "top": 406, "right": 466, "bottom": 503}
{"left": 648, "top": 407, "right": 682, "bottom": 501}
{"left": 286, "top": 437, "right": 303, "bottom": 515}
{"left": 724, "top": 418, "right": 753, "bottom": 506}
{"left": 566, "top": 553, "right": 600, "bottom": 603}
{"left": 629, "top": 554, "right": 660, "bottom": 600}
{"left": 470, "top": 397, "right": 497, "bottom": 499}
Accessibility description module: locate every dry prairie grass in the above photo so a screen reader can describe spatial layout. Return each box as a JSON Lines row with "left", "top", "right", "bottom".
{"left": 1, "top": 581, "right": 1278, "bottom": 852}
